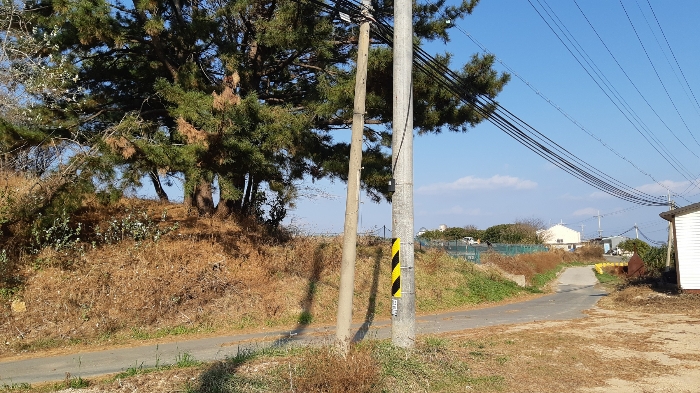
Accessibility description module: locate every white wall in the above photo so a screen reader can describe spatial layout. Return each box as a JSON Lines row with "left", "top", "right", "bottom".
{"left": 676, "top": 212, "right": 700, "bottom": 290}
{"left": 543, "top": 224, "right": 581, "bottom": 246}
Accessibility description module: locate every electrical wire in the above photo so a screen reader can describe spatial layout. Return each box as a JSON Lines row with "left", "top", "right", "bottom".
{"left": 379, "top": 17, "right": 667, "bottom": 205}
{"left": 644, "top": 0, "right": 700, "bottom": 118}
{"left": 297, "top": 0, "right": 670, "bottom": 206}
{"left": 455, "top": 23, "right": 679, "bottom": 201}
{"left": 637, "top": 227, "right": 665, "bottom": 245}
{"left": 527, "top": 0, "right": 700, "bottom": 192}
{"left": 619, "top": 0, "right": 700, "bottom": 149}
{"left": 634, "top": 0, "right": 700, "bottom": 122}
{"left": 571, "top": 0, "right": 700, "bottom": 195}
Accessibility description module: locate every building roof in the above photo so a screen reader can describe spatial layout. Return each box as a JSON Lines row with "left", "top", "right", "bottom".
{"left": 660, "top": 201, "right": 700, "bottom": 221}
{"left": 601, "top": 236, "right": 628, "bottom": 241}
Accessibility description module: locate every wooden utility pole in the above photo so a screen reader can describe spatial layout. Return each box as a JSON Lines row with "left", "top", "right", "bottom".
{"left": 665, "top": 194, "right": 674, "bottom": 272}
{"left": 391, "top": 0, "right": 415, "bottom": 348}
{"left": 335, "top": 0, "right": 372, "bottom": 355}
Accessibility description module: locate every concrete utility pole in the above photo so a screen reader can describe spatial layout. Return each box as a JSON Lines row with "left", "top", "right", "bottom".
{"left": 391, "top": 0, "right": 415, "bottom": 348}
{"left": 596, "top": 211, "right": 603, "bottom": 238}
{"left": 580, "top": 224, "right": 585, "bottom": 240}
{"left": 635, "top": 223, "right": 638, "bottom": 239}
{"left": 335, "top": 0, "right": 372, "bottom": 355}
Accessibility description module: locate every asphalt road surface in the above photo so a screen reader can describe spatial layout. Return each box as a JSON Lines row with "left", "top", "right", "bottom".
{"left": 0, "top": 266, "right": 604, "bottom": 385}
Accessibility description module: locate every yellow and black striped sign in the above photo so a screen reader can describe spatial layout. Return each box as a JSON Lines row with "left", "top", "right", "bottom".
{"left": 391, "top": 238, "right": 401, "bottom": 298}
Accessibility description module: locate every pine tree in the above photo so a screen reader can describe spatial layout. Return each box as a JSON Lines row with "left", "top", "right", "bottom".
{"left": 16, "top": 0, "right": 509, "bottom": 223}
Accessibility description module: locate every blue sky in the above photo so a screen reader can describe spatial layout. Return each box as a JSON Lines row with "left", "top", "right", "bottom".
{"left": 284, "top": 0, "right": 700, "bottom": 243}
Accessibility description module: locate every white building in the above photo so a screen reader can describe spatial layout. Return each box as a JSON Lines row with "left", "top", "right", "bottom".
{"left": 660, "top": 202, "right": 700, "bottom": 293}
{"left": 601, "top": 236, "right": 629, "bottom": 254}
{"left": 538, "top": 224, "right": 582, "bottom": 250}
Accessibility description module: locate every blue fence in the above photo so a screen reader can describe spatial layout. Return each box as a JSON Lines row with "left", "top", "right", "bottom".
{"left": 416, "top": 239, "right": 548, "bottom": 263}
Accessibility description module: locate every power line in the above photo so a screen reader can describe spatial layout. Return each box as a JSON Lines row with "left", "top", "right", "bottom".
{"left": 571, "top": 0, "right": 700, "bottom": 194}
{"left": 458, "top": 25, "right": 678, "bottom": 199}
{"left": 374, "top": 20, "right": 667, "bottom": 205}
{"left": 416, "top": 0, "right": 693, "bottom": 202}
{"left": 638, "top": 227, "right": 665, "bottom": 245}
{"left": 644, "top": 0, "right": 700, "bottom": 118}
{"left": 300, "top": 0, "right": 670, "bottom": 207}
{"left": 619, "top": 0, "right": 700, "bottom": 149}
{"left": 527, "top": 0, "right": 700, "bottom": 192}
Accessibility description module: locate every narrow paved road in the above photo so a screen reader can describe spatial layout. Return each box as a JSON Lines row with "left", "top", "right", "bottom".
{"left": 0, "top": 266, "right": 604, "bottom": 385}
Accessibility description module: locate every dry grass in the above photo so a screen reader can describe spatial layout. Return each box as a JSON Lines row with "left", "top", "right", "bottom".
{"left": 598, "top": 281, "right": 700, "bottom": 316}
{"left": 482, "top": 245, "right": 604, "bottom": 284}
{"left": 40, "top": 305, "right": 700, "bottom": 393}
{"left": 292, "top": 346, "right": 380, "bottom": 393}
{"left": 2, "top": 198, "right": 551, "bottom": 357}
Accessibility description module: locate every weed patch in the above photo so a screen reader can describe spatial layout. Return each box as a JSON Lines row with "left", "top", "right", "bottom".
{"left": 0, "top": 382, "right": 31, "bottom": 391}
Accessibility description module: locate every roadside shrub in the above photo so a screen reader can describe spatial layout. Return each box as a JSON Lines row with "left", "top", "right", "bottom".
{"left": 30, "top": 210, "right": 82, "bottom": 254}
{"left": 641, "top": 245, "right": 668, "bottom": 273}
{"left": 483, "top": 251, "right": 565, "bottom": 283}
{"left": 575, "top": 245, "right": 604, "bottom": 259}
{"left": 93, "top": 207, "right": 178, "bottom": 244}
{"left": 618, "top": 239, "right": 651, "bottom": 255}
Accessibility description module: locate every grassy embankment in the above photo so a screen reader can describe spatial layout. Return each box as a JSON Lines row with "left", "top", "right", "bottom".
{"left": 1, "top": 196, "right": 605, "bottom": 357}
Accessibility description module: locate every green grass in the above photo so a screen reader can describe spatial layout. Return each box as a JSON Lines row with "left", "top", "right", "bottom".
{"left": 465, "top": 274, "right": 529, "bottom": 302}
{"left": 30, "top": 338, "right": 513, "bottom": 393}
{"left": 112, "top": 352, "right": 202, "bottom": 380}
{"left": 129, "top": 324, "right": 214, "bottom": 341}
{"left": 297, "top": 311, "right": 313, "bottom": 324}
{"left": 531, "top": 261, "right": 589, "bottom": 289}
{"left": 595, "top": 270, "right": 622, "bottom": 285}
{"left": 0, "top": 382, "right": 32, "bottom": 391}
{"left": 57, "top": 376, "right": 90, "bottom": 389}
{"left": 175, "top": 352, "right": 201, "bottom": 368}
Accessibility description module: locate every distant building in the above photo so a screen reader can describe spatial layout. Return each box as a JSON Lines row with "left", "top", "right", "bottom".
{"left": 660, "top": 202, "right": 700, "bottom": 293}
{"left": 538, "top": 224, "right": 582, "bottom": 250}
{"left": 601, "top": 236, "right": 629, "bottom": 254}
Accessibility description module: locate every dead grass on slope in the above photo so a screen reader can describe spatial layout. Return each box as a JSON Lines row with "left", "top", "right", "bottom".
{"left": 2, "top": 199, "right": 543, "bottom": 358}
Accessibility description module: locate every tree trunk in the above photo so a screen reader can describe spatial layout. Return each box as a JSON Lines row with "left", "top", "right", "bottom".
{"left": 149, "top": 170, "right": 169, "bottom": 202}
{"left": 214, "top": 174, "right": 242, "bottom": 217}
{"left": 194, "top": 179, "right": 214, "bottom": 215}
{"left": 242, "top": 173, "right": 255, "bottom": 215}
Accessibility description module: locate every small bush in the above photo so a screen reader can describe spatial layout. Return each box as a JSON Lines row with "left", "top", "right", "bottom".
{"left": 575, "top": 245, "right": 604, "bottom": 259}
{"left": 94, "top": 207, "right": 178, "bottom": 244}
{"left": 641, "top": 245, "right": 668, "bottom": 273}
{"left": 30, "top": 211, "right": 82, "bottom": 254}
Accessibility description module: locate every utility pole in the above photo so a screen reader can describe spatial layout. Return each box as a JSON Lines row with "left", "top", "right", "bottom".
{"left": 580, "top": 224, "right": 585, "bottom": 240}
{"left": 665, "top": 193, "right": 674, "bottom": 272}
{"left": 335, "top": 0, "right": 372, "bottom": 355}
{"left": 635, "top": 223, "right": 638, "bottom": 239}
{"left": 392, "top": 0, "right": 415, "bottom": 348}
{"left": 596, "top": 211, "right": 603, "bottom": 238}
